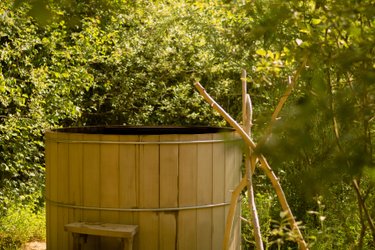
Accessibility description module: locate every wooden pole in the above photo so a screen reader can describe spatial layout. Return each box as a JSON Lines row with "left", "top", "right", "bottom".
{"left": 242, "top": 70, "right": 264, "bottom": 250}
{"left": 223, "top": 177, "right": 247, "bottom": 250}
{"left": 194, "top": 82, "right": 309, "bottom": 250}
{"left": 223, "top": 70, "right": 264, "bottom": 250}
{"left": 241, "top": 70, "right": 247, "bottom": 126}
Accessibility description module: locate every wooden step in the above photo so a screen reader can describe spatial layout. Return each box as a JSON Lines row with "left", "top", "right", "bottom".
{"left": 64, "top": 222, "right": 138, "bottom": 250}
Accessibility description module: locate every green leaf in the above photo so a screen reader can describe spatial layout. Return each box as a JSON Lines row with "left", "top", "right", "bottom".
{"left": 256, "top": 48, "right": 267, "bottom": 56}
{"left": 312, "top": 18, "right": 322, "bottom": 25}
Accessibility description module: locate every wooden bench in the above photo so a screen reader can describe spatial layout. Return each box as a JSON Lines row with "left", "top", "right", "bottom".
{"left": 64, "top": 222, "right": 138, "bottom": 250}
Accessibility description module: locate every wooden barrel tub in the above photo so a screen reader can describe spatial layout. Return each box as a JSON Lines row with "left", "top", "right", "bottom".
{"left": 45, "top": 126, "right": 242, "bottom": 249}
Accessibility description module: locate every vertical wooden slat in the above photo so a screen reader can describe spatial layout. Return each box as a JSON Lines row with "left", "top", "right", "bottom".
{"left": 197, "top": 134, "right": 213, "bottom": 250}
{"left": 68, "top": 133, "right": 83, "bottom": 249}
{"left": 232, "top": 139, "right": 242, "bottom": 249}
{"left": 212, "top": 133, "right": 226, "bottom": 250}
{"left": 225, "top": 134, "right": 241, "bottom": 250}
{"left": 46, "top": 131, "right": 58, "bottom": 249}
{"left": 138, "top": 135, "right": 160, "bottom": 250}
{"left": 82, "top": 134, "right": 100, "bottom": 249}
{"left": 119, "top": 135, "right": 139, "bottom": 249}
{"left": 118, "top": 136, "right": 138, "bottom": 222}
{"left": 44, "top": 132, "right": 50, "bottom": 249}
{"left": 100, "top": 135, "right": 120, "bottom": 249}
{"left": 159, "top": 134, "right": 179, "bottom": 249}
{"left": 225, "top": 134, "right": 235, "bottom": 250}
{"left": 178, "top": 134, "right": 198, "bottom": 250}
{"left": 56, "top": 132, "right": 69, "bottom": 249}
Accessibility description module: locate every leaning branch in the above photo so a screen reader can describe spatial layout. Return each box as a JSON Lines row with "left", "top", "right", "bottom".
{"left": 223, "top": 177, "right": 248, "bottom": 250}
{"left": 270, "top": 56, "right": 307, "bottom": 122}
{"left": 352, "top": 179, "right": 375, "bottom": 242}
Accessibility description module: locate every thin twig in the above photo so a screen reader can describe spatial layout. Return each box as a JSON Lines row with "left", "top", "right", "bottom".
{"left": 262, "top": 56, "right": 308, "bottom": 140}
{"left": 240, "top": 216, "right": 251, "bottom": 224}
{"left": 271, "top": 57, "right": 307, "bottom": 121}
{"left": 352, "top": 179, "right": 375, "bottom": 242}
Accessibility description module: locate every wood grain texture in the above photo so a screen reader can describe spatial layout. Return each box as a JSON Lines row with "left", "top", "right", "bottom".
{"left": 159, "top": 134, "right": 179, "bottom": 249}
{"left": 57, "top": 132, "right": 70, "bottom": 249}
{"left": 68, "top": 133, "right": 83, "bottom": 250}
{"left": 178, "top": 134, "right": 198, "bottom": 250}
{"left": 225, "top": 134, "right": 242, "bottom": 250}
{"left": 212, "top": 133, "right": 226, "bottom": 250}
{"left": 82, "top": 134, "right": 101, "bottom": 249}
{"left": 119, "top": 135, "right": 139, "bottom": 249}
{"left": 100, "top": 135, "right": 120, "bottom": 248}
{"left": 197, "top": 133, "right": 213, "bottom": 250}
{"left": 45, "top": 132, "right": 57, "bottom": 250}
{"left": 138, "top": 135, "right": 160, "bottom": 250}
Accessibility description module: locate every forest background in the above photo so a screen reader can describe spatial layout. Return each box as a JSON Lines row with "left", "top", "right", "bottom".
{"left": 0, "top": 0, "right": 374, "bottom": 249}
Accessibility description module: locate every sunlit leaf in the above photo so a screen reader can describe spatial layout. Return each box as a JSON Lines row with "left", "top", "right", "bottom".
{"left": 256, "top": 48, "right": 267, "bottom": 56}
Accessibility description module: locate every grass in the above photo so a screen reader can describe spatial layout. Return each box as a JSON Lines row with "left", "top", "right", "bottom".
{"left": 0, "top": 204, "right": 45, "bottom": 250}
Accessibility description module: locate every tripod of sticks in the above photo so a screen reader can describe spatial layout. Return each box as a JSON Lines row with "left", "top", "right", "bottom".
{"left": 194, "top": 66, "right": 309, "bottom": 250}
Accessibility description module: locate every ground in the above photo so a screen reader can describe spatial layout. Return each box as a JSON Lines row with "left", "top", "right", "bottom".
{"left": 23, "top": 242, "right": 46, "bottom": 250}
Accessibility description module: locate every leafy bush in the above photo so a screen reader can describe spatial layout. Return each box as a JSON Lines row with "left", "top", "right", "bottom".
{"left": 1, "top": 0, "right": 247, "bottom": 209}
{"left": 0, "top": 204, "right": 45, "bottom": 249}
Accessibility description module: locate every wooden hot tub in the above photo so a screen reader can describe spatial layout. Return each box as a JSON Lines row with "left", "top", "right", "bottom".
{"left": 45, "top": 126, "right": 242, "bottom": 249}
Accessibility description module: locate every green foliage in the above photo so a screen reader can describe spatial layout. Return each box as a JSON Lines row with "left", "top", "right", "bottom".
{"left": 1, "top": 0, "right": 374, "bottom": 248}
{"left": 67, "top": 1, "right": 246, "bottom": 125}
{"left": 0, "top": 0, "right": 96, "bottom": 209}
{"left": 1, "top": 0, "right": 248, "bottom": 211}
{"left": 0, "top": 203, "right": 45, "bottom": 249}
{"left": 239, "top": 0, "right": 375, "bottom": 248}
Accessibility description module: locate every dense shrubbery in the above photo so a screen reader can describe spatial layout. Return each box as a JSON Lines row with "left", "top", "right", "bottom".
{"left": 0, "top": 204, "right": 45, "bottom": 249}
{"left": 1, "top": 0, "right": 374, "bottom": 249}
